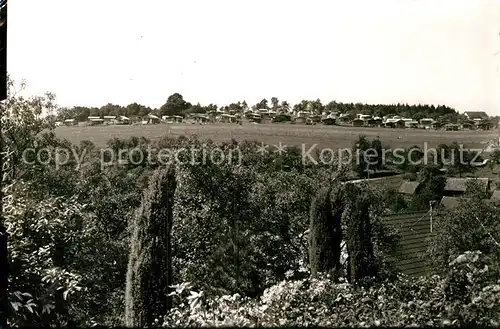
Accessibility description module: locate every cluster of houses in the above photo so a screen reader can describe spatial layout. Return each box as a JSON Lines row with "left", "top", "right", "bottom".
{"left": 57, "top": 114, "right": 165, "bottom": 126}
{"left": 56, "top": 109, "right": 494, "bottom": 131}
{"left": 340, "top": 111, "right": 492, "bottom": 131}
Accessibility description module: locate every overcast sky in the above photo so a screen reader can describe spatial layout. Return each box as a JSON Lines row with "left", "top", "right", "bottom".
{"left": 7, "top": 0, "right": 500, "bottom": 115}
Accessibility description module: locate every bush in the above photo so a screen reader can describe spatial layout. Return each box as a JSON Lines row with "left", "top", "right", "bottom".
{"left": 162, "top": 251, "right": 500, "bottom": 328}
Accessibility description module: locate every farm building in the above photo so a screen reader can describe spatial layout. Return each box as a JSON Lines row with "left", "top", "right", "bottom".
{"left": 443, "top": 177, "right": 489, "bottom": 197}
{"left": 464, "top": 111, "right": 488, "bottom": 121}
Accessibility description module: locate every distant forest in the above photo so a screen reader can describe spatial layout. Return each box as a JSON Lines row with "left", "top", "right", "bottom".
{"left": 56, "top": 93, "right": 482, "bottom": 123}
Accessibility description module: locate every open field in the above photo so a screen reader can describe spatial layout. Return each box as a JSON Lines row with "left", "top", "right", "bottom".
{"left": 55, "top": 123, "right": 498, "bottom": 151}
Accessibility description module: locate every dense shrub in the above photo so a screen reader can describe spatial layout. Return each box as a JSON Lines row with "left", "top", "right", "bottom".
{"left": 125, "top": 166, "right": 177, "bottom": 327}
{"left": 162, "top": 251, "right": 500, "bottom": 327}
{"left": 308, "top": 185, "right": 343, "bottom": 278}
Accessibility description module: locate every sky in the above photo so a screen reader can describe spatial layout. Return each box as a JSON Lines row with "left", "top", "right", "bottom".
{"left": 7, "top": 0, "right": 500, "bottom": 115}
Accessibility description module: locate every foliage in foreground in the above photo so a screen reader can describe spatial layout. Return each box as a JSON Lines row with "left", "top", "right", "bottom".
{"left": 162, "top": 251, "right": 500, "bottom": 327}
{"left": 125, "top": 166, "right": 177, "bottom": 326}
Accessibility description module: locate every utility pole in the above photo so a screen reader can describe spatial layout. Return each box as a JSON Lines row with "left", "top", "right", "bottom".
{"left": 429, "top": 200, "right": 436, "bottom": 233}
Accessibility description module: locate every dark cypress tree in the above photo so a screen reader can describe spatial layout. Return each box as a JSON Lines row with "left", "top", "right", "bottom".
{"left": 308, "top": 185, "right": 344, "bottom": 278}
{"left": 343, "top": 184, "right": 377, "bottom": 284}
{"left": 125, "top": 166, "right": 177, "bottom": 327}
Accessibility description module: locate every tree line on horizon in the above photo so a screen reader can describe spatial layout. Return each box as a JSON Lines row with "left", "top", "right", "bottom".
{"left": 55, "top": 92, "right": 467, "bottom": 122}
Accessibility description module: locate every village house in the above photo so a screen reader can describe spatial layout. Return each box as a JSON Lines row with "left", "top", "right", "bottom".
{"left": 294, "top": 110, "right": 312, "bottom": 119}
{"left": 267, "top": 110, "right": 277, "bottom": 118}
{"left": 103, "top": 115, "right": 117, "bottom": 124}
{"left": 117, "top": 115, "right": 131, "bottom": 124}
{"left": 145, "top": 114, "right": 161, "bottom": 124}
{"left": 384, "top": 118, "right": 405, "bottom": 128}
{"left": 247, "top": 112, "right": 262, "bottom": 123}
{"left": 256, "top": 109, "right": 272, "bottom": 119}
{"left": 464, "top": 111, "right": 488, "bottom": 121}
{"left": 366, "top": 117, "right": 382, "bottom": 127}
{"left": 87, "top": 116, "right": 104, "bottom": 125}
{"left": 419, "top": 118, "right": 435, "bottom": 129}
{"left": 356, "top": 114, "right": 372, "bottom": 121}
{"left": 162, "top": 115, "right": 183, "bottom": 123}
{"left": 308, "top": 115, "right": 322, "bottom": 124}
{"left": 220, "top": 113, "right": 237, "bottom": 123}
{"left": 192, "top": 114, "right": 210, "bottom": 124}
{"left": 404, "top": 120, "right": 419, "bottom": 129}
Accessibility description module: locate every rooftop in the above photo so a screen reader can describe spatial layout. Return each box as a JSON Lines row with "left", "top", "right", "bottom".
{"left": 398, "top": 181, "right": 421, "bottom": 195}
{"left": 444, "top": 177, "right": 489, "bottom": 192}
{"left": 439, "top": 196, "right": 462, "bottom": 209}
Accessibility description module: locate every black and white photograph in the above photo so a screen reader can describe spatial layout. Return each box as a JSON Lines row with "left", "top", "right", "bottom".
{"left": 1, "top": 0, "right": 500, "bottom": 327}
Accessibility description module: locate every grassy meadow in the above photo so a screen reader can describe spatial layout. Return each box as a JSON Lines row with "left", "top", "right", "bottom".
{"left": 55, "top": 122, "right": 498, "bottom": 150}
